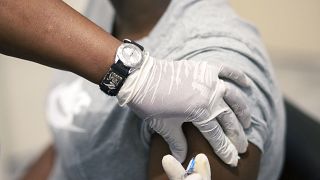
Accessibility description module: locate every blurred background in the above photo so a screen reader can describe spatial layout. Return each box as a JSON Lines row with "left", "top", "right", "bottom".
{"left": 0, "top": 0, "right": 319, "bottom": 179}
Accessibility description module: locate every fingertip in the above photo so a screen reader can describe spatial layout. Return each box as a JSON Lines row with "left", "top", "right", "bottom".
{"left": 241, "top": 75, "right": 251, "bottom": 88}
{"left": 162, "top": 154, "right": 176, "bottom": 167}
{"left": 170, "top": 142, "right": 188, "bottom": 163}
{"left": 162, "top": 127, "right": 188, "bottom": 163}
{"left": 230, "top": 132, "right": 249, "bottom": 154}
{"left": 172, "top": 150, "right": 187, "bottom": 163}
{"left": 241, "top": 108, "right": 252, "bottom": 129}
{"left": 162, "top": 154, "right": 186, "bottom": 179}
{"left": 162, "top": 154, "right": 174, "bottom": 164}
{"left": 219, "top": 65, "right": 251, "bottom": 88}
{"left": 230, "top": 157, "right": 239, "bottom": 167}
{"left": 195, "top": 153, "right": 209, "bottom": 163}
{"left": 194, "top": 153, "right": 211, "bottom": 179}
{"left": 162, "top": 154, "right": 184, "bottom": 170}
{"left": 195, "top": 153, "right": 210, "bottom": 169}
{"left": 225, "top": 146, "right": 239, "bottom": 167}
{"left": 235, "top": 71, "right": 251, "bottom": 88}
{"left": 244, "top": 117, "right": 251, "bottom": 129}
{"left": 238, "top": 138, "right": 248, "bottom": 154}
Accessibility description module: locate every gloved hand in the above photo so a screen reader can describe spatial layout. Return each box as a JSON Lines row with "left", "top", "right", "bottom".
{"left": 117, "top": 52, "right": 251, "bottom": 166}
{"left": 162, "top": 154, "right": 211, "bottom": 180}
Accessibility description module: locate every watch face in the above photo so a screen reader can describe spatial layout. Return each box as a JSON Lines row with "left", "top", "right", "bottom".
{"left": 117, "top": 43, "right": 143, "bottom": 67}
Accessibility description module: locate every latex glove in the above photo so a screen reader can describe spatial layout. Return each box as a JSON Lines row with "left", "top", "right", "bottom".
{"left": 162, "top": 154, "right": 211, "bottom": 180}
{"left": 118, "top": 52, "right": 251, "bottom": 166}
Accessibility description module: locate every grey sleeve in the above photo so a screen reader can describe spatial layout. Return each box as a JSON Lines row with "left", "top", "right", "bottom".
{"left": 177, "top": 1, "right": 284, "bottom": 152}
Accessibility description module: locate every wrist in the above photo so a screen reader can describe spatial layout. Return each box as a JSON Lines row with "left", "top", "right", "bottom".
{"left": 92, "top": 39, "right": 121, "bottom": 84}
{"left": 117, "top": 52, "right": 154, "bottom": 106}
{"left": 99, "top": 39, "right": 146, "bottom": 96}
{"left": 73, "top": 37, "right": 121, "bottom": 85}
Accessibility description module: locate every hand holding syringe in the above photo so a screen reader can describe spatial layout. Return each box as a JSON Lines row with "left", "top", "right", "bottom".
{"left": 162, "top": 154, "right": 211, "bottom": 180}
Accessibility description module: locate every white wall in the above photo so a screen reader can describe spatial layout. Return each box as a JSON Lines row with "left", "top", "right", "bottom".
{"left": 0, "top": 56, "right": 54, "bottom": 179}
{"left": 230, "top": 0, "right": 320, "bottom": 54}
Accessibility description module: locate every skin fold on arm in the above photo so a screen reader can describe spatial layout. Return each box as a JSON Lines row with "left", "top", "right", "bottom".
{"left": 148, "top": 123, "right": 261, "bottom": 180}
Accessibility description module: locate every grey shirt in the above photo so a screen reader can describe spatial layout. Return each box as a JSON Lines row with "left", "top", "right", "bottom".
{"left": 47, "top": 0, "right": 285, "bottom": 179}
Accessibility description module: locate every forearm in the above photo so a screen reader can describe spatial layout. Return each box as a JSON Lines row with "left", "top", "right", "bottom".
{"left": 22, "top": 144, "right": 55, "bottom": 180}
{"left": 0, "top": 0, "right": 121, "bottom": 83}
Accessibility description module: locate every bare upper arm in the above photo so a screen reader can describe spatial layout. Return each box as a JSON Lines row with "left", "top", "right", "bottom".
{"left": 148, "top": 122, "right": 261, "bottom": 180}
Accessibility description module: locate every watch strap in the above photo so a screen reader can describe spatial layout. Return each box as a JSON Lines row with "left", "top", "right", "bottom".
{"left": 124, "top": 39, "right": 144, "bottom": 51}
{"left": 99, "top": 39, "right": 144, "bottom": 96}
{"left": 99, "top": 60, "right": 130, "bottom": 96}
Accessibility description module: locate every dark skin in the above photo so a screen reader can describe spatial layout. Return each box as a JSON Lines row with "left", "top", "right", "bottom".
{"left": 0, "top": 0, "right": 120, "bottom": 84}
{"left": 21, "top": 124, "right": 261, "bottom": 180}
{"left": 149, "top": 123, "right": 261, "bottom": 180}
{"left": 12, "top": 0, "right": 261, "bottom": 179}
{"left": 110, "top": 0, "right": 170, "bottom": 40}
{"left": 0, "top": 0, "right": 169, "bottom": 83}
{"left": 110, "top": 1, "right": 262, "bottom": 179}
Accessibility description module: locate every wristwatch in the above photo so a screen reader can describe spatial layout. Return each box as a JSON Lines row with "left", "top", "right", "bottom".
{"left": 99, "top": 39, "right": 145, "bottom": 96}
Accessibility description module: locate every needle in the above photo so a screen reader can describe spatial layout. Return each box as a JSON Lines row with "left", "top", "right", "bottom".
{"left": 185, "top": 157, "right": 195, "bottom": 176}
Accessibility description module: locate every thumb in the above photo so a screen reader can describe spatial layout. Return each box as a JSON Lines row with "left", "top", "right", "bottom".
{"left": 150, "top": 119, "right": 188, "bottom": 163}
{"left": 185, "top": 174, "right": 203, "bottom": 180}
{"left": 194, "top": 154, "right": 211, "bottom": 180}
{"left": 162, "top": 155, "right": 186, "bottom": 180}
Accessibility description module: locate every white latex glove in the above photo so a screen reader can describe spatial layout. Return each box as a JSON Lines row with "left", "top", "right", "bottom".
{"left": 162, "top": 154, "right": 211, "bottom": 180}
{"left": 118, "top": 52, "right": 251, "bottom": 166}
